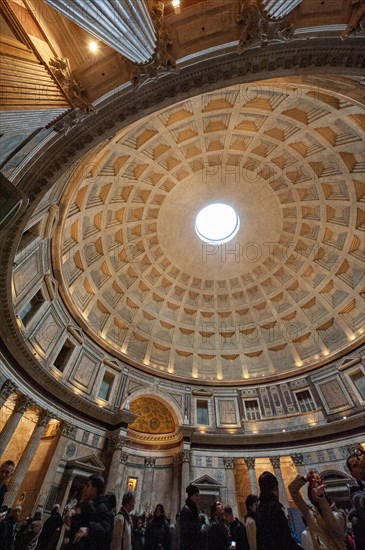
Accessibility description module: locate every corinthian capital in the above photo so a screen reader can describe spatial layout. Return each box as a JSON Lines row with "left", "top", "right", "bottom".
{"left": 270, "top": 456, "right": 281, "bottom": 469}
{"left": 179, "top": 449, "right": 192, "bottom": 464}
{"left": 291, "top": 453, "right": 304, "bottom": 466}
{"left": 60, "top": 421, "right": 77, "bottom": 438}
{"left": 223, "top": 457, "right": 235, "bottom": 469}
{"left": 0, "top": 379, "right": 17, "bottom": 400}
{"left": 244, "top": 457, "right": 256, "bottom": 470}
{"left": 14, "top": 394, "right": 33, "bottom": 414}
{"left": 110, "top": 434, "right": 126, "bottom": 451}
{"left": 144, "top": 457, "right": 156, "bottom": 468}
{"left": 37, "top": 409, "right": 53, "bottom": 427}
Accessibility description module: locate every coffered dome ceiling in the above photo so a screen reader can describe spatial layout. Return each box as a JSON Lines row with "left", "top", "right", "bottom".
{"left": 54, "top": 77, "right": 365, "bottom": 384}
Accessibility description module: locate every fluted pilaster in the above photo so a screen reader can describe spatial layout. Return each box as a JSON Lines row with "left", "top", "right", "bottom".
{"left": 106, "top": 433, "right": 127, "bottom": 492}
{"left": 179, "top": 447, "right": 192, "bottom": 507}
{"left": 224, "top": 458, "right": 239, "bottom": 518}
{"left": 290, "top": 453, "right": 306, "bottom": 476}
{"left": 43, "top": 0, "right": 157, "bottom": 63}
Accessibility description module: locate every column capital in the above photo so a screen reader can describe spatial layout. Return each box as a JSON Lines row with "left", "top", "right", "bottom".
{"left": 14, "top": 394, "right": 33, "bottom": 414}
{"left": 179, "top": 449, "right": 192, "bottom": 464}
{"left": 270, "top": 456, "right": 281, "bottom": 469}
{"left": 244, "top": 457, "right": 256, "bottom": 470}
{"left": 120, "top": 451, "right": 128, "bottom": 464}
{"left": 290, "top": 453, "right": 304, "bottom": 466}
{"left": 144, "top": 457, "right": 156, "bottom": 468}
{"left": 37, "top": 409, "right": 53, "bottom": 427}
{"left": 223, "top": 457, "right": 235, "bottom": 469}
{"left": 0, "top": 379, "right": 17, "bottom": 400}
{"left": 109, "top": 434, "right": 126, "bottom": 451}
{"left": 60, "top": 421, "right": 77, "bottom": 438}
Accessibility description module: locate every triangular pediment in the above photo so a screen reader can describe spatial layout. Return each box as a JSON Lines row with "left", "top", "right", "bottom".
{"left": 192, "top": 388, "right": 213, "bottom": 397}
{"left": 66, "top": 453, "right": 105, "bottom": 474}
{"left": 192, "top": 474, "right": 221, "bottom": 487}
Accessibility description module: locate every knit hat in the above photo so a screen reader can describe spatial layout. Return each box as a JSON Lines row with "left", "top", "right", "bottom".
{"left": 186, "top": 484, "right": 199, "bottom": 497}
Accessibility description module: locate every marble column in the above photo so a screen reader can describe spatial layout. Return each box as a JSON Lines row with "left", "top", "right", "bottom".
{"left": 106, "top": 432, "right": 127, "bottom": 493}
{"left": 36, "top": 421, "right": 77, "bottom": 510}
{"left": 43, "top": 0, "right": 157, "bottom": 63}
{"left": 170, "top": 454, "right": 180, "bottom": 521}
{"left": 244, "top": 457, "right": 258, "bottom": 495}
{"left": 143, "top": 457, "right": 156, "bottom": 514}
{"left": 0, "top": 395, "right": 33, "bottom": 457}
{"left": 4, "top": 409, "right": 52, "bottom": 506}
{"left": 270, "top": 456, "right": 289, "bottom": 510}
{"left": 179, "top": 448, "right": 191, "bottom": 508}
{"left": 224, "top": 457, "right": 239, "bottom": 518}
{"left": 290, "top": 453, "right": 306, "bottom": 477}
{"left": 0, "top": 380, "right": 17, "bottom": 409}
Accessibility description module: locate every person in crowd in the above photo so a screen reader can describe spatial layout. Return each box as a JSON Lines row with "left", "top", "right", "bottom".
{"left": 347, "top": 446, "right": 365, "bottom": 489}
{"left": 179, "top": 485, "right": 201, "bottom": 550}
{"left": 300, "top": 517, "right": 314, "bottom": 550}
{"left": 72, "top": 475, "right": 115, "bottom": 549}
{"left": 132, "top": 515, "right": 145, "bottom": 550}
{"left": 256, "top": 471, "right": 300, "bottom": 550}
{"left": 111, "top": 491, "right": 135, "bottom": 550}
{"left": 144, "top": 503, "right": 171, "bottom": 550}
{"left": 170, "top": 513, "right": 180, "bottom": 550}
{"left": 347, "top": 483, "right": 365, "bottom": 550}
{"left": 65, "top": 501, "right": 96, "bottom": 549}
{"left": 18, "top": 510, "right": 43, "bottom": 550}
{"left": 36, "top": 503, "right": 62, "bottom": 549}
{"left": 199, "top": 513, "right": 209, "bottom": 550}
{"left": 288, "top": 471, "right": 347, "bottom": 550}
{"left": 244, "top": 495, "right": 257, "bottom": 550}
{"left": 224, "top": 505, "right": 249, "bottom": 550}
{"left": 206, "top": 500, "right": 232, "bottom": 550}
{"left": 5, "top": 505, "right": 22, "bottom": 550}
{"left": 0, "top": 461, "right": 15, "bottom": 507}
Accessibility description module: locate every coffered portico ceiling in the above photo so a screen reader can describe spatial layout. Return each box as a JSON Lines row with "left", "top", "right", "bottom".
{"left": 54, "top": 77, "right": 365, "bottom": 383}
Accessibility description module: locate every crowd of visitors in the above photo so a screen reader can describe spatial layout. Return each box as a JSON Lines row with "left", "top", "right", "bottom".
{"left": 0, "top": 446, "right": 364, "bottom": 550}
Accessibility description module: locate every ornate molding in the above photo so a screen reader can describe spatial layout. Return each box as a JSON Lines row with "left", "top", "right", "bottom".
{"left": 49, "top": 57, "right": 92, "bottom": 110}
{"left": 120, "top": 451, "right": 128, "bottom": 464}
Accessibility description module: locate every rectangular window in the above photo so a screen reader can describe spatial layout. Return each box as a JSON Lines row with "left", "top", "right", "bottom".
{"left": 18, "top": 289, "right": 44, "bottom": 327}
{"left": 349, "top": 370, "right": 365, "bottom": 400}
{"left": 295, "top": 389, "right": 316, "bottom": 412}
{"left": 98, "top": 372, "right": 114, "bottom": 401}
{"left": 53, "top": 339, "right": 75, "bottom": 372}
{"left": 244, "top": 399, "right": 261, "bottom": 420}
{"left": 197, "top": 400, "right": 209, "bottom": 425}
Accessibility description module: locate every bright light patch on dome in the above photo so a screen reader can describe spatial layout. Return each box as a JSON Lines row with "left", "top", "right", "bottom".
{"left": 195, "top": 203, "right": 240, "bottom": 244}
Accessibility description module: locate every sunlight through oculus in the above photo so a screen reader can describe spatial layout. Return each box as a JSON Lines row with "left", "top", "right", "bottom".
{"left": 195, "top": 203, "right": 240, "bottom": 244}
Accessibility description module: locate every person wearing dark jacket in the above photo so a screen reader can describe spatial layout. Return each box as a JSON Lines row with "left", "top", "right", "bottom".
{"left": 206, "top": 500, "right": 231, "bottom": 550}
{"left": 36, "top": 504, "right": 63, "bottom": 550}
{"left": 256, "top": 471, "right": 300, "bottom": 550}
{"left": 144, "top": 504, "right": 171, "bottom": 550}
{"left": 224, "top": 506, "right": 249, "bottom": 550}
{"left": 179, "top": 485, "right": 201, "bottom": 550}
{"left": 73, "top": 475, "right": 115, "bottom": 550}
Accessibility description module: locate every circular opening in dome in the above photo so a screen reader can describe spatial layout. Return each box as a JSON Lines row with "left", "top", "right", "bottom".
{"left": 195, "top": 203, "right": 240, "bottom": 244}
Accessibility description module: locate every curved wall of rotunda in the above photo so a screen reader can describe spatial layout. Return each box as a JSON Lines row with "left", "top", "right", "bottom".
{"left": 0, "top": 0, "right": 364, "bottom": 525}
